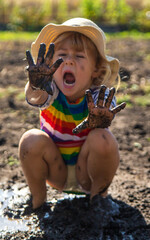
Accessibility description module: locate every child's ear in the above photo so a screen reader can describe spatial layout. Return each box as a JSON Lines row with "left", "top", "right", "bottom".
{"left": 92, "top": 69, "right": 98, "bottom": 78}
{"left": 92, "top": 66, "right": 107, "bottom": 79}
{"left": 92, "top": 67, "right": 101, "bottom": 78}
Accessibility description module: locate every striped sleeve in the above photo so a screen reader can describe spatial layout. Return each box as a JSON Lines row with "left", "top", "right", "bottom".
{"left": 91, "top": 87, "right": 116, "bottom": 109}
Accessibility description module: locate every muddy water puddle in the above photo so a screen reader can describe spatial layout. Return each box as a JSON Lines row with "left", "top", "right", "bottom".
{"left": 0, "top": 215, "right": 28, "bottom": 232}
{"left": 0, "top": 185, "right": 85, "bottom": 233}
{"left": 0, "top": 185, "right": 149, "bottom": 239}
{"left": 0, "top": 187, "right": 32, "bottom": 232}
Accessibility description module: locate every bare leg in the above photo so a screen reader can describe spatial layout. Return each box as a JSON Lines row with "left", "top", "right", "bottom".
{"left": 19, "top": 129, "right": 67, "bottom": 209}
{"left": 76, "top": 128, "right": 119, "bottom": 198}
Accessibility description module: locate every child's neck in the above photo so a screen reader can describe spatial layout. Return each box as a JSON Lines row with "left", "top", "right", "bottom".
{"left": 66, "top": 95, "right": 84, "bottom": 104}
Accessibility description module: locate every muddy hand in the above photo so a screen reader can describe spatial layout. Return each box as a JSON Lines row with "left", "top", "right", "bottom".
{"left": 73, "top": 85, "right": 126, "bottom": 134}
{"left": 26, "top": 43, "right": 63, "bottom": 95}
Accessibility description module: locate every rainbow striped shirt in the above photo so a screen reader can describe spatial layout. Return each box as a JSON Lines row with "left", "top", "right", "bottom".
{"left": 40, "top": 90, "right": 91, "bottom": 165}
{"left": 27, "top": 83, "right": 116, "bottom": 165}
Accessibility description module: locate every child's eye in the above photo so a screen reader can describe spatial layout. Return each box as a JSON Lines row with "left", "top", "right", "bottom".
{"left": 76, "top": 55, "right": 85, "bottom": 58}
{"left": 58, "top": 53, "right": 67, "bottom": 57}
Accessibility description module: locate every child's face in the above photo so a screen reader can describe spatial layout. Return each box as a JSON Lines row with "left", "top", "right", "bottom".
{"left": 53, "top": 38, "right": 97, "bottom": 102}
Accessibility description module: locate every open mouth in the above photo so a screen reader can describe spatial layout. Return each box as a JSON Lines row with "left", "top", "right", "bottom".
{"left": 63, "top": 72, "right": 75, "bottom": 86}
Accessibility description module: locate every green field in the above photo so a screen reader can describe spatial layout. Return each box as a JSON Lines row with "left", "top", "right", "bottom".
{"left": 1, "top": 30, "right": 150, "bottom": 42}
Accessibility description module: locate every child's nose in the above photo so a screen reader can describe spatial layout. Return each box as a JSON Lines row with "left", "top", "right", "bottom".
{"left": 65, "top": 56, "right": 74, "bottom": 65}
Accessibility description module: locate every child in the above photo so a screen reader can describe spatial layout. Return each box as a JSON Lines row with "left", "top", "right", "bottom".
{"left": 19, "top": 18, "right": 126, "bottom": 209}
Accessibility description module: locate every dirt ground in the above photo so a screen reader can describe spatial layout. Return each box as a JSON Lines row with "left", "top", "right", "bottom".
{"left": 0, "top": 39, "right": 150, "bottom": 239}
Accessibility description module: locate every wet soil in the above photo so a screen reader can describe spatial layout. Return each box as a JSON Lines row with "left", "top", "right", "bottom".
{"left": 0, "top": 39, "right": 150, "bottom": 239}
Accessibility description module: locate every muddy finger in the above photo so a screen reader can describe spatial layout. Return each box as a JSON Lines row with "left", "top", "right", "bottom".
{"left": 111, "top": 102, "right": 126, "bottom": 114}
{"left": 105, "top": 87, "right": 116, "bottom": 108}
{"left": 48, "top": 58, "right": 63, "bottom": 75}
{"left": 97, "top": 85, "right": 107, "bottom": 107}
{"left": 37, "top": 43, "right": 46, "bottom": 65}
{"left": 72, "top": 119, "right": 89, "bottom": 134}
{"left": 41, "top": 76, "right": 53, "bottom": 95}
{"left": 45, "top": 43, "right": 55, "bottom": 65}
{"left": 26, "top": 50, "right": 35, "bottom": 66}
{"left": 85, "top": 89, "right": 95, "bottom": 111}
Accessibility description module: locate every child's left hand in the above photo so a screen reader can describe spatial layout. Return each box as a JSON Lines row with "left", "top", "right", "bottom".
{"left": 73, "top": 85, "right": 126, "bottom": 134}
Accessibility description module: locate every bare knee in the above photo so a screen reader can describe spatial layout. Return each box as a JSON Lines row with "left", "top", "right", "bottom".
{"left": 19, "top": 129, "right": 48, "bottom": 161}
{"left": 87, "top": 128, "right": 119, "bottom": 158}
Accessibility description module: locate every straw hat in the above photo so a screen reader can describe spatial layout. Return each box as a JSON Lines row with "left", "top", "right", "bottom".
{"left": 31, "top": 18, "right": 119, "bottom": 83}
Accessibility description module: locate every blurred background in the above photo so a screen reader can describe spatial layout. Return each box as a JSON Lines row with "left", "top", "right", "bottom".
{"left": 0, "top": 0, "right": 150, "bottom": 32}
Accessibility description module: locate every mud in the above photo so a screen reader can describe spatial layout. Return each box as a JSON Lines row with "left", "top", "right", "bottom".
{"left": 0, "top": 39, "right": 150, "bottom": 239}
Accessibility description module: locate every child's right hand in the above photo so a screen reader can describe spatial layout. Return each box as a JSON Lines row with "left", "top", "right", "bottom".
{"left": 26, "top": 43, "right": 63, "bottom": 95}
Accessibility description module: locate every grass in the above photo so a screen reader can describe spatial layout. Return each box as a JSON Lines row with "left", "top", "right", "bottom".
{"left": 106, "top": 30, "right": 150, "bottom": 40}
{"left": 0, "top": 86, "right": 25, "bottom": 99}
{"left": 116, "top": 82, "right": 150, "bottom": 107}
{"left": 115, "top": 77, "right": 150, "bottom": 107}
{"left": 8, "top": 156, "right": 19, "bottom": 166}
{"left": 116, "top": 93, "right": 132, "bottom": 107}
{"left": 117, "top": 93, "right": 150, "bottom": 107}
{"left": 0, "top": 31, "right": 39, "bottom": 41}
{"left": 0, "top": 29, "right": 150, "bottom": 42}
{"left": 134, "top": 94, "right": 150, "bottom": 106}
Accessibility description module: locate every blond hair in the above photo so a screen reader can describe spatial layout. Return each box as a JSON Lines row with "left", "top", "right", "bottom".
{"left": 53, "top": 32, "right": 115, "bottom": 88}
